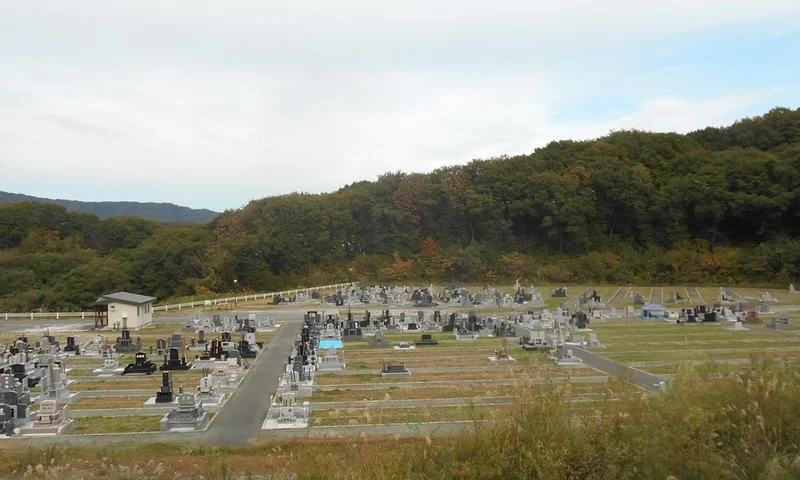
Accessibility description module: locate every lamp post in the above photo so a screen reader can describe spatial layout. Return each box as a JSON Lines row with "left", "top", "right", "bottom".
{"left": 234, "top": 279, "right": 238, "bottom": 307}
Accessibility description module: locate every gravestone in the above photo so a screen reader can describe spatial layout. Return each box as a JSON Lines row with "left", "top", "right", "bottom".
{"left": 211, "top": 361, "right": 238, "bottom": 387}
{"left": 367, "top": 329, "right": 390, "bottom": 347}
{"left": 588, "top": 332, "right": 606, "bottom": 349}
{"left": 18, "top": 399, "right": 74, "bottom": 435}
{"left": 767, "top": 313, "right": 792, "bottom": 330}
{"left": 1, "top": 373, "right": 31, "bottom": 429}
{"left": 415, "top": 334, "right": 439, "bottom": 346}
{"left": 161, "top": 347, "right": 193, "bottom": 371}
{"left": 316, "top": 348, "right": 345, "bottom": 371}
{"left": 156, "top": 338, "right": 167, "bottom": 356}
{"left": 790, "top": 284, "right": 796, "bottom": 294}
{"left": 155, "top": 372, "right": 174, "bottom": 403}
{"left": 63, "top": 336, "right": 80, "bottom": 354}
{"left": 381, "top": 360, "right": 411, "bottom": 377}
{"left": 170, "top": 333, "right": 183, "bottom": 350}
{"left": 263, "top": 392, "right": 310, "bottom": 429}
{"left": 122, "top": 352, "right": 158, "bottom": 375}
{"left": 0, "top": 405, "right": 13, "bottom": 436}
{"left": 114, "top": 328, "right": 142, "bottom": 352}
{"left": 38, "top": 363, "right": 81, "bottom": 403}
{"left": 556, "top": 348, "right": 582, "bottom": 366}
{"left": 160, "top": 392, "right": 209, "bottom": 431}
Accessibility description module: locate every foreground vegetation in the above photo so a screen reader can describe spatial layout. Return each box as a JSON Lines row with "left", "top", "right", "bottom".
{"left": 2, "top": 107, "right": 800, "bottom": 311}
{"left": 5, "top": 361, "right": 800, "bottom": 479}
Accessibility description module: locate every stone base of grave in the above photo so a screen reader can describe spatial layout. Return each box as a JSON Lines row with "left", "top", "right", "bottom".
{"left": 521, "top": 344, "right": 548, "bottom": 351}
{"left": 766, "top": 324, "right": 792, "bottom": 330}
{"left": 455, "top": 334, "right": 478, "bottom": 341}
{"left": 556, "top": 357, "right": 582, "bottom": 366}
{"left": 381, "top": 369, "right": 412, "bottom": 378}
{"left": 193, "top": 359, "right": 219, "bottom": 369}
{"left": 213, "top": 374, "right": 241, "bottom": 390}
{"left": 393, "top": 345, "right": 416, "bottom": 350}
{"left": 187, "top": 345, "right": 208, "bottom": 352}
{"left": 144, "top": 397, "right": 179, "bottom": 407}
{"left": 17, "top": 419, "right": 75, "bottom": 436}
{"left": 317, "top": 364, "right": 346, "bottom": 372}
{"left": 159, "top": 411, "right": 209, "bottom": 432}
{"left": 276, "top": 385, "right": 313, "bottom": 397}
{"left": 36, "top": 392, "right": 82, "bottom": 404}
{"left": 195, "top": 393, "right": 227, "bottom": 407}
{"left": 261, "top": 416, "right": 310, "bottom": 430}
{"left": 487, "top": 356, "right": 517, "bottom": 362}
{"left": 367, "top": 340, "right": 391, "bottom": 347}
{"left": 92, "top": 367, "right": 124, "bottom": 376}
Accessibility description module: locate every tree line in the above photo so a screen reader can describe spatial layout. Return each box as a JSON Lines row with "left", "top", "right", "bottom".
{"left": 1, "top": 107, "right": 799, "bottom": 311}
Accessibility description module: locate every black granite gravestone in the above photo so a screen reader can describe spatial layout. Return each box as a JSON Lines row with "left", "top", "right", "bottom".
{"left": 155, "top": 371, "right": 174, "bottom": 403}
{"left": 123, "top": 352, "right": 157, "bottom": 375}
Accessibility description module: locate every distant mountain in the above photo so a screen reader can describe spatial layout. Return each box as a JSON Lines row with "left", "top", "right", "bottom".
{"left": 0, "top": 191, "right": 218, "bottom": 223}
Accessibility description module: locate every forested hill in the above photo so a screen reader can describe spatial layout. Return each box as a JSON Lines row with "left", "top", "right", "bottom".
{"left": 1, "top": 107, "right": 799, "bottom": 311}
{"left": 0, "top": 191, "right": 218, "bottom": 224}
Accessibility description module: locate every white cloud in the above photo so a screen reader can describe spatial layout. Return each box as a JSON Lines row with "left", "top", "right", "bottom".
{"left": 0, "top": 1, "right": 798, "bottom": 210}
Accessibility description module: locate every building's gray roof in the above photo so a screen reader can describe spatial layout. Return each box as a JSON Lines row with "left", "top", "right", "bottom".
{"left": 93, "top": 292, "right": 157, "bottom": 306}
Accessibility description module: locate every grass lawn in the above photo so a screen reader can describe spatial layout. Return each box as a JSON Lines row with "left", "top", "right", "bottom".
{"left": 72, "top": 415, "right": 163, "bottom": 434}
{"left": 70, "top": 396, "right": 153, "bottom": 410}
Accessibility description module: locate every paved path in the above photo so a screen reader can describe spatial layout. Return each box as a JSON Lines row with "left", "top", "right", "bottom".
{"left": 260, "top": 421, "right": 481, "bottom": 439}
{"left": 313, "top": 375, "right": 611, "bottom": 391}
{"left": 651, "top": 287, "right": 663, "bottom": 305}
{"left": 317, "top": 365, "right": 553, "bottom": 376}
{"left": 607, "top": 287, "right": 631, "bottom": 308}
{"left": 310, "top": 393, "right": 616, "bottom": 411}
{"left": 201, "top": 316, "right": 300, "bottom": 446}
{"left": 572, "top": 348, "right": 665, "bottom": 390}
{"left": 688, "top": 287, "right": 705, "bottom": 304}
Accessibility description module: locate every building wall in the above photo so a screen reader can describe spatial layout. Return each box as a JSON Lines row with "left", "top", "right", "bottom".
{"left": 108, "top": 302, "right": 154, "bottom": 330}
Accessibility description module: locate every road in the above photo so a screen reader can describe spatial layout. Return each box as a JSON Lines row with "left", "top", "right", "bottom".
{"left": 201, "top": 316, "right": 300, "bottom": 446}
{"left": 572, "top": 348, "right": 666, "bottom": 390}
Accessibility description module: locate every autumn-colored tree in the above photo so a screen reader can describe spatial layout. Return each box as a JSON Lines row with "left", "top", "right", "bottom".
{"left": 500, "top": 252, "right": 527, "bottom": 279}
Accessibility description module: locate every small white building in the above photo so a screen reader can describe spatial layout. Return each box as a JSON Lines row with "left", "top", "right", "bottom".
{"left": 91, "top": 292, "right": 156, "bottom": 330}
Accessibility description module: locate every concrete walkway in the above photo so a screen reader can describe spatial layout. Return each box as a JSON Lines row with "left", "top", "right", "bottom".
{"left": 313, "top": 375, "right": 612, "bottom": 391}
{"left": 572, "top": 348, "right": 665, "bottom": 390}
{"left": 201, "top": 317, "right": 300, "bottom": 446}
{"left": 310, "top": 393, "right": 616, "bottom": 411}
{"left": 316, "top": 365, "right": 551, "bottom": 376}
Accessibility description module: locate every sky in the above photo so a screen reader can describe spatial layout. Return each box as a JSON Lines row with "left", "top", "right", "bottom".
{"left": 1, "top": 1, "right": 799, "bottom": 212}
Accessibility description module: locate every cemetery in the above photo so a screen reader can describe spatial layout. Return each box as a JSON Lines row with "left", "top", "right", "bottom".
{"left": 2, "top": 283, "right": 800, "bottom": 441}
{"left": 0, "top": 316, "right": 270, "bottom": 437}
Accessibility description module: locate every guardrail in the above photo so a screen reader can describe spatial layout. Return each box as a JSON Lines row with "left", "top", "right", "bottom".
{"left": 154, "top": 282, "right": 358, "bottom": 312}
{"left": 2, "top": 311, "right": 93, "bottom": 320}
{"left": 0, "top": 282, "right": 359, "bottom": 320}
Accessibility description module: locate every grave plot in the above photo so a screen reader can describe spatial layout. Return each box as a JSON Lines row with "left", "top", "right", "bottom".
{"left": 589, "top": 319, "right": 800, "bottom": 376}
{"left": 312, "top": 381, "right": 640, "bottom": 403}
{"left": 69, "top": 413, "right": 213, "bottom": 434}
{"left": 343, "top": 355, "right": 543, "bottom": 370}
{"left": 314, "top": 367, "right": 601, "bottom": 386}
{"left": 347, "top": 347, "right": 500, "bottom": 359}
{"left": 68, "top": 395, "right": 153, "bottom": 410}
{"left": 290, "top": 325, "right": 638, "bottom": 430}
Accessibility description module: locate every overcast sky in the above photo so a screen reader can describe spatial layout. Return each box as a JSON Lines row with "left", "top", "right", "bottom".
{"left": 1, "top": 1, "right": 799, "bottom": 211}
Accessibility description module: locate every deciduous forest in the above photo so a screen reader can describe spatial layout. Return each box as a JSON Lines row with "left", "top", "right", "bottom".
{"left": 1, "top": 107, "right": 799, "bottom": 311}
